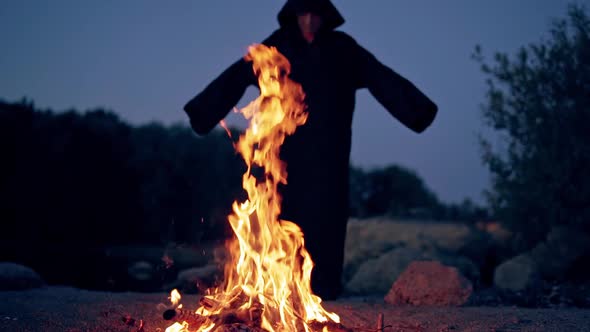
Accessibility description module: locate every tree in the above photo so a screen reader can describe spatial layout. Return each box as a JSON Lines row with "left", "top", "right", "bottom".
{"left": 363, "top": 165, "right": 441, "bottom": 218}
{"left": 474, "top": 5, "right": 590, "bottom": 246}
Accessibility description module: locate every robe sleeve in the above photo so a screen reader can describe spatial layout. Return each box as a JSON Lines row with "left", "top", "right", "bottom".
{"left": 355, "top": 43, "right": 438, "bottom": 133}
{"left": 183, "top": 58, "right": 256, "bottom": 135}
{"left": 183, "top": 30, "right": 284, "bottom": 135}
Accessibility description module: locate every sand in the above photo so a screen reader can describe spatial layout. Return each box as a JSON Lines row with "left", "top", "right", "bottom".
{"left": 1, "top": 287, "right": 589, "bottom": 332}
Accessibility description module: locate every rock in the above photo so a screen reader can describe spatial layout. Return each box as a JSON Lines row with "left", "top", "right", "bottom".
{"left": 343, "top": 219, "right": 482, "bottom": 285}
{"left": 385, "top": 261, "right": 473, "bottom": 306}
{"left": 493, "top": 226, "right": 590, "bottom": 293}
{"left": 434, "top": 253, "right": 481, "bottom": 285}
{"left": 532, "top": 226, "right": 590, "bottom": 280}
{"left": 344, "top": 247, "right": 424, "bottom": 295}
{"left": 0, "top": 262, "right": 45, "bottom": 290}
{"left": 345, "top": 246, "right": 480, "bottom": 296}
{"left": 127, "top": 261, "right": 155, "bottom": 281}
{"left": 493, "top": 253, "right": 540, "bottom": 292}
{"left": 169, "top": 264, "right": 222, "bottom": 294}
{"left": 343, "top": 219, "right": 400, "bottom": 282}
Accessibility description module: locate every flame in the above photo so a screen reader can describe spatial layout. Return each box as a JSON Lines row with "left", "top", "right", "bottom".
{"left": 170, "top": 289, "right": 183, "bottom": 308}
{"left": 167, "top": 44, "right": 339, "bottom": 331}
{"left": 219, "top": 119, "right": 233, "bottom": 139}
{"left": 167, "top": 322, "right": 191, "bottom": 332}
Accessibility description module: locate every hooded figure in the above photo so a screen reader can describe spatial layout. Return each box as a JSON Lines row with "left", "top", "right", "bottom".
{"left": 184, "top": 0, "right": 438, "bottom": 300}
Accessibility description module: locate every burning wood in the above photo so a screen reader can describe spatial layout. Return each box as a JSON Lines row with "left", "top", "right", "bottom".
{"left": 377, "top": 313, "right": 384, "bottom": 332}
{"left": 213, "top": 323, "right": 267, "bottom": 332}
{"left": 162, "top": 306, "right": 352, "bottom": 332}
{"left": 163, "top": 293, "right": 266, "bottom": 330}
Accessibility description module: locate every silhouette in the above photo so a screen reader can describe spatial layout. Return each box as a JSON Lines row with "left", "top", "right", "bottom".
{"left": 184, "top": 0, "right": 438, "bottom": 300}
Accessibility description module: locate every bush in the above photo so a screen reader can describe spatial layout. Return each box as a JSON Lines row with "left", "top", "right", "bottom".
{"left": 474, "top": 5, "right": 590, "bottom": 247}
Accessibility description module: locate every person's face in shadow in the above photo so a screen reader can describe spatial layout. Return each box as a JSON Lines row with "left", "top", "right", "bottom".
{"left": 297, "top": 12, "right": 322, "bottom": 42}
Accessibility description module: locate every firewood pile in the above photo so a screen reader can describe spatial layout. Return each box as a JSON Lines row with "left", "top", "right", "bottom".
{"left": 162, "top": 295, "right": 357, "bottom": 332}
{"left": 114, "top": 299, "right": 395, "bottom": 332}
{"left": 162, "top": 295, "right": 261, "bottom": 328}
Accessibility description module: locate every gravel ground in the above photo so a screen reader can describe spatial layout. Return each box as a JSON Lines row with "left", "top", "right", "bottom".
{"left": 1, "top": 287, "right": 589, "bottom": 332}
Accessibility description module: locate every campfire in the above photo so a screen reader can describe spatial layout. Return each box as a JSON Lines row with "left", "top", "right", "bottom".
{"left": 164, "top": 44, "right": 348, "bottom": 332}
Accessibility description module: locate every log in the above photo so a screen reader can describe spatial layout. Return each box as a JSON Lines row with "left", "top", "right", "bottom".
{"left": 164, "top": 299, "right": 263, "bottom": 329}
{"left": 377, "top": 312, "right": 384, "bottom": 331}
{"left": 213, "top": 323, "right": 267, "bottom": 332}
{"left": 308, "top": 320, "right": 354, "bottom": 332}
{"left": 200, "top": 296, "right": 221, "bottom": 310}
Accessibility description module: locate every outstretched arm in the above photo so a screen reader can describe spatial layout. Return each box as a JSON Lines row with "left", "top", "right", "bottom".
{"left": 355, "top": 43, "right": 438, "bottom": 133}
{"left": 183, "top": 58, "right": 256, "bottom": 135}
{"left": 184, "top": 30, "right": 284, "bottom": 135}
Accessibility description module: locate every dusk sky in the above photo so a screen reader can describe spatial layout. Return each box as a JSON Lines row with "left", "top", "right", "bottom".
{"left": 1, "top": 1, "right": 580, "bottom": 204}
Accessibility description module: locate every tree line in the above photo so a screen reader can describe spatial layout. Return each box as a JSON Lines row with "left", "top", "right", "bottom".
{"left": 0, "top": 99, "right": 486, "bottom": 251}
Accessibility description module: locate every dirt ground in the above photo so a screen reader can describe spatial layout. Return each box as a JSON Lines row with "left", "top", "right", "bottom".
{"left": 1, "top": 287, "right": 589, "bottom": 332}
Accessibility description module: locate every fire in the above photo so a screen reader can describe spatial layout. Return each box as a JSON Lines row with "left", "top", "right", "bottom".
{"left": 166, "top": 44, "right": 340, "bottom": 332}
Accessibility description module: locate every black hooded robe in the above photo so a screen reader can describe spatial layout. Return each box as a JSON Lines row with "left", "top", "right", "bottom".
{"left": 184, "top": 0, "right": 438, "bottom": 299}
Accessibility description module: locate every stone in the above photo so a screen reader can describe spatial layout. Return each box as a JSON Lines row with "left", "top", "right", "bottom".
{"left": 345, "top": 246, "right": 479, "bottom": 296}
{"left": 493, "top": 253, "right": 540, "bottom": 292}
{"left": 127, "top": 261, "right": 155, "bottom": 281}
{"left": 533, "top": 226, "right": 590, "bottom": 280}
{"left": 343, "top": 218, "right": 490, "bottom": 287}
{"left": 345, "top": 247, "right": 424, "bottom": 295}
{"left": 171, "top": 264, "right": 222, "bottom": 294}
{"left": 0, "top": 262, "right": 44, "bottom": 290}
{"left": 434, "top": 254, "right": 481, "bottom": 285}
{"left": 385, "top": 260, "right": 473, "bottom": 306}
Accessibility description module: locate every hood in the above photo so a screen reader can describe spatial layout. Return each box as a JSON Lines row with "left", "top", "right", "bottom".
{"left": 277, "top": 0, "right": 345, "bottom": 31}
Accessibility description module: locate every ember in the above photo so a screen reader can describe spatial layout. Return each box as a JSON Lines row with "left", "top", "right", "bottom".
{"left": 164, "top": 44, "right": 344, "bottom": 332}
{"left": 122, "top": 314, "right": 145, "bottom": 332}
